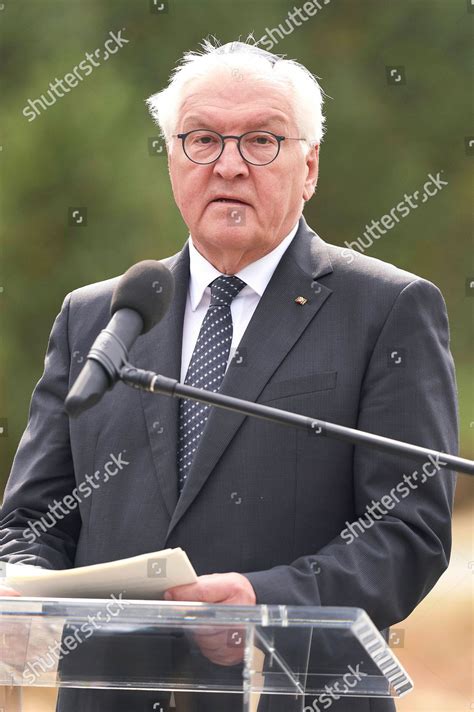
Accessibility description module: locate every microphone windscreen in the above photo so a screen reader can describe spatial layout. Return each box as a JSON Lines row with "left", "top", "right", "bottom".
{"left": 110, "top": 260, "right": 174, "bottom": 333}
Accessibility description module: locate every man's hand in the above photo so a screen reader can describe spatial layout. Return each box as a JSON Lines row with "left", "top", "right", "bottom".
{"left": 164, "top": 573, "right": 256, "bottom": 667}
{"left": 0, "top": 584, "right": 21, "bottom": 596}
{"left": 164, "top": 572, "right": 256, "bottom": 605}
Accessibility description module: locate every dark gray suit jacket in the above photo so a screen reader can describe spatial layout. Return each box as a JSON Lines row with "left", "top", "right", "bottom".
{"left": 0, "top": 216, "right": 457, "bottom": 711}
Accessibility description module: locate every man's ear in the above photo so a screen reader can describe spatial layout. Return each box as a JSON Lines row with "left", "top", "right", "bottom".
{"left": 302, "top": 144, "right": 319, "bottom": 201}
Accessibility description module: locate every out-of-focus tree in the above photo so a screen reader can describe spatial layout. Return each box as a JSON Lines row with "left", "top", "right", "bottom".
{"left": 1, "top": 0, "right": 472, "bottom": 492}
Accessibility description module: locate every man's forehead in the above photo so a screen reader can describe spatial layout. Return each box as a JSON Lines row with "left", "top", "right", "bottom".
{"left": 178, "top": 82, "right": 294, "bottom": 130}
{"left": 181, "top": 109, "right": 289, "bottom": 131}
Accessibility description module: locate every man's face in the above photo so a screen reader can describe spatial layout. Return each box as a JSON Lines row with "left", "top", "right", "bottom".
{"left": 168, "top": 73, "right": 319, "bottom": 273}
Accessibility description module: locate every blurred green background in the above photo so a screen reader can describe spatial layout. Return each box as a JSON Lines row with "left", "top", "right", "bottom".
{"left": 0, "top": 0, "right": 472, "bottom": 493}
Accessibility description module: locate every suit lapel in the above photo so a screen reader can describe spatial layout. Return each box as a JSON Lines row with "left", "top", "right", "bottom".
{"left": 131, "top": 242, "right": 191, "bottom": 519}
{"left": 165, "top": 216, "right": 334, "bottom": 540}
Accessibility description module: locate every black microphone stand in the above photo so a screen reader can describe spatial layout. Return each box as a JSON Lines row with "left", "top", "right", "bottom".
{"left": 119, "top": 362, "right": 474, "bottom": 476}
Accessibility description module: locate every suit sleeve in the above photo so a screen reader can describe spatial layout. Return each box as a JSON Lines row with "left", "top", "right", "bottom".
{"left": 244, "top": 278, "right": 458, "bottom": 630}
{"left": 0, "top": 294, "right": 80, "bottom": 570}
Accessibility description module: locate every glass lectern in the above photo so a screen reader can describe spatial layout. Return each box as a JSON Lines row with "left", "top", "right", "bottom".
{"left": 0, "top": 597, "right": 413, "bottom": 711}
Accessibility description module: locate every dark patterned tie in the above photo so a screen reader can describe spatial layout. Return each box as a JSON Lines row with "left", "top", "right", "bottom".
{"left": 177, "top": 275, "right": 246, "bottom": 494}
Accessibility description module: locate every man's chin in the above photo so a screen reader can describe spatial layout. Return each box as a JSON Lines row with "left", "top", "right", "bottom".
{"left": 204, "top": 201, "right": 252, "bottom": 223}
{"left": 200, "top": 219, "right": 255, "bottom": 244}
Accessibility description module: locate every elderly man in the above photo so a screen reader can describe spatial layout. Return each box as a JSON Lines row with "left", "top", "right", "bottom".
{"left": 0, "top": 39, "right": 457, "bottom": 712}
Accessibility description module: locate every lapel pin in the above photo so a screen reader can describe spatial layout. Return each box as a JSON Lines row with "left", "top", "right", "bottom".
{"left": 295, "top": 296, "right": 308, "bottom": 305}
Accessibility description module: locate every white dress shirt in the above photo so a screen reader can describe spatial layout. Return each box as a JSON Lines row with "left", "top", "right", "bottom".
{"left": 180, "top": 222, "right": 299, "bottom": 381}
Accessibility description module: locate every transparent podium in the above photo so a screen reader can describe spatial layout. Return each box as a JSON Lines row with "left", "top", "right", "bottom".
{"left": 0, "top": 597, "right": 413, "bottom": 711}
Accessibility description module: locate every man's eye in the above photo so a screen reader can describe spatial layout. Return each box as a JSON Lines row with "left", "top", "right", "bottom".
{"left": 195, "top": 135, "right": 217, "bottom": 145}
{"left": 248, "top": 135, "right": 277, "bottom": 146}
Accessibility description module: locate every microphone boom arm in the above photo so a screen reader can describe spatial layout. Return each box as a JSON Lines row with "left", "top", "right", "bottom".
{"left": 119, "top": 363, "right": 474, "bottom": 476}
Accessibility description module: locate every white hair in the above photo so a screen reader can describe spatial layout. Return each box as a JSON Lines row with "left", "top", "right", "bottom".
{"left": 145, "top": 36, "right": 326, "bottom": 155}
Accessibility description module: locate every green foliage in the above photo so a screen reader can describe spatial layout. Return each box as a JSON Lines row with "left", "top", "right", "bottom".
{"left": 1, "top": 0, "right": 472, "bottom": 493}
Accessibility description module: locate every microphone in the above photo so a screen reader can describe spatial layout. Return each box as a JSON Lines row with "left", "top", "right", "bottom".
{"left": 65, "top": 261, "right": 174, "bottom": 416}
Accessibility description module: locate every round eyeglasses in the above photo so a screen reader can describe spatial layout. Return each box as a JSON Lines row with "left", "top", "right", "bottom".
{"left": 173, "top": 129, "right": 307, "bottom": 166}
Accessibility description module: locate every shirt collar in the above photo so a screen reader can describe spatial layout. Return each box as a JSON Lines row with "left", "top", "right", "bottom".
{"left": 187, "top": 221, "right": 299, "bottom": 311}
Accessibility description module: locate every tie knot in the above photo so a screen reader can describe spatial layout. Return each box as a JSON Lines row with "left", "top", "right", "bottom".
{"left": 209, "top": 275, "right": 246, "bottom": 307}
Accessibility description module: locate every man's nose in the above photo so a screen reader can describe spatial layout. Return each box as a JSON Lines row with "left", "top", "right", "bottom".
{"left": 212, "top": 139, "right": 249, "bottom": 179}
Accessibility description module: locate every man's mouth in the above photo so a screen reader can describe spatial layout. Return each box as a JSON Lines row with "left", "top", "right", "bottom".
{"left": 209, "top": 197, "right": 250, "bottom": 206}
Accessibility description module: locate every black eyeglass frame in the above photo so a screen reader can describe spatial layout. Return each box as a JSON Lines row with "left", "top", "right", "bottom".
{"left": 173, "top": 129, "right": 307, "bottom": 166}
